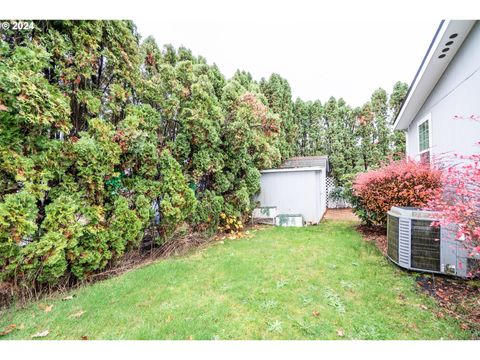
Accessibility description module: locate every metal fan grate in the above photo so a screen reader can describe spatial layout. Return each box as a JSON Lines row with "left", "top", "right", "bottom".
{"left": 398, "top": 218, "right": 411, "bottom": 268}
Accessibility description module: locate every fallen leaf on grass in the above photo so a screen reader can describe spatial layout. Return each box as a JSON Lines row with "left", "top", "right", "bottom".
{"left": 62, "top": 295, "right": 74, "bottom": 301}
{"left": 0, "top": 324, "right": 16, "bottom": 336}
{"left": 81, "top": 335, "right": 88, "bottom": 340}
{"left": 460, "top": 323, "right": 469, "bottom": 331}
{"left": 69, "top": 310, "right": 85, "bottom": 318}
{"left": 31, "top": 330, "right": 49, "bottom": 338}
{"left": 38, "top": 303, "right": 53, "bottom": 313}
{"left": 419, "top": 304, "right": 428, "bottom": 310}
{"left": 336, "top": 329, "right": 345, "bottom": 337}
{"left": 312, "top": 310, "right": 320, "bottom": 317}
{"left": 436, "top": 312, "right": 445, "bottom": 319}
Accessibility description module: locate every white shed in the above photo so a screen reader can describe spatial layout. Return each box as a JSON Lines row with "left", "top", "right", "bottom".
{"left": 254, "top": 156, "right": 328, "bottom": 225}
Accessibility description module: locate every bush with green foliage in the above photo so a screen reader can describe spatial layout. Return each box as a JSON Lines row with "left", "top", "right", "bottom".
{"left": 157, "top": 150, "right": 197, "bottom": 241}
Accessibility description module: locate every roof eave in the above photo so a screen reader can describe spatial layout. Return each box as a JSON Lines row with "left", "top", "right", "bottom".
{"left": 393, "top": 20, "right": 476, "bottom": 130}
{"left": 260, "top": 166, "right": 325, "bottom": 174}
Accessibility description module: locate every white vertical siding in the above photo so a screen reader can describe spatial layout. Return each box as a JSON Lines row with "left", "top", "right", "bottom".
{"left": 319, "top": 169, "right": 327, "bottom": 217}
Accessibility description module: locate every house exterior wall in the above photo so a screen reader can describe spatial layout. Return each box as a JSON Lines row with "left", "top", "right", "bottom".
{"left": 255, "top": 169, "right": 326, "bottom": 223}
{"left": 406, "top": 21, "right": 480, "bottom": 162}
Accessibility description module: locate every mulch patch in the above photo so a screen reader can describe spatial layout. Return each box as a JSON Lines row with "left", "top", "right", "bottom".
{"left": 357, "top": 223, "right": 480, "bottom": 336}
{"left": 415, "top": 274, "right": 480, "bottom": 333}
{"left": 356, "top": 224, "right": 387, "bottom": 255}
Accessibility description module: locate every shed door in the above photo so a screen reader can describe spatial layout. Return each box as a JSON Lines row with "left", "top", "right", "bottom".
{"left": 257, "top": 170, "right": 320, "bottom": 223}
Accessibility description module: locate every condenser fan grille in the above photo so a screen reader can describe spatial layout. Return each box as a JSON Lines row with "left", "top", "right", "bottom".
{"left": 387, "top": 214, "right": 399, "bottom": 263}
{"left": 410, "top": 219, "right": 440, "bottom": 271}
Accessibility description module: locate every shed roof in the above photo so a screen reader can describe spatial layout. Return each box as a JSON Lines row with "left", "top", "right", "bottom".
{"left": 280, "top": 156, "right": 328, "bottom": 169}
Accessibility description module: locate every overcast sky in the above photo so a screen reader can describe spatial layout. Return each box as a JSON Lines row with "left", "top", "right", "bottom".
{"left": 6, "top": 1, "right": 477, "bottom": 107}
{"left": 134, "top": 13, "right": 439, "bottom": 107}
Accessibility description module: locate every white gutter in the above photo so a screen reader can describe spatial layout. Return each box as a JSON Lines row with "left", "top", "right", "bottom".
{"left": 260, "top": 166, "right": 324, "bottom": 174}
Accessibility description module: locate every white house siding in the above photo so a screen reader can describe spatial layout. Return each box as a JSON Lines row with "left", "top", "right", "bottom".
{"left": 255, "top": 169, "right": 326, "bottom": 223}
{"left": 407, "top": 21, "right": 480, "bottom": 162}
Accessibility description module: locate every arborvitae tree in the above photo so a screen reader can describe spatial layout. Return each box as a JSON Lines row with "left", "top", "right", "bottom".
{"left": 389, "top": 81, "right": 409, "bottom": 157}
{"left": 232, "top": 70, "right": 255, "bottom": 89}
{"left": 356, "top": 101, "right": 376, "bottom": 171}
{"left": 39, "top": 21, "right": 140, "bottom": 131}
{"left": 311, "top": 97, "right": 346, "bottom": 182}
{"left": 207, "top": 63, "right": 227, "bottom": 100}
{"left": 356, "top": 84, "right": 409, "bottom": 171}
{"left": 260, "top": 74, "right": 296, "bottom": 159}
{"left": 293, "top": 98, "right": 309, "bottom": 155}
{"left": 203, "top": 77, "right": 281, "bottom": 227}
{"left": 157, "top": 149, "right": 197, "bottom": 241}
{"left": 389, "top": 81, "right": 409, "bottom": 119}
{"left": 293, "top": 98, "right": 326, "bottom": 156}
{"left": 322, "top": 97, "right": 337, "bottom": 158}
{"left": 370, "top": 88, "right": 390, "bottom": 159}
{"left": 308, "top": 100, "right": 324, "bottom": 156}
{"left": 325, "top": 98, "right": 359, "bottom": 182}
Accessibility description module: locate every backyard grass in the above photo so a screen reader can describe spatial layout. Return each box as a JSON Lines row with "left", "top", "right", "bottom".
{"left": 0, "top": 220, "right": 471, "bottom": 340}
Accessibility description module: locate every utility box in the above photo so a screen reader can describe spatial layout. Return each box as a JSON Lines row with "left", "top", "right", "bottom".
{"left": 252, "top": 206, "right": 278, "bottom": 225}
{"left": 387, "top": 206, "right": 480, "bottom": 278}
{"left": 275, "top": 214, "right": 304, "bottom": 227}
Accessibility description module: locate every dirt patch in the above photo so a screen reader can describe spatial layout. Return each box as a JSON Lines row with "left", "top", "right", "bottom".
{"left": 324, "top": 208, "right": 359, "bottom": 222}
{"left": 356, "top": 223, "right": 480, "bottom": 336}
{"left": 415, "top": 274, "right": 480, "bottom": 335}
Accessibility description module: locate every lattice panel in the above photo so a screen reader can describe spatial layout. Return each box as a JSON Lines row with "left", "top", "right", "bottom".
{"left": 326, "top": 176, "right": 351, "bottom": 209}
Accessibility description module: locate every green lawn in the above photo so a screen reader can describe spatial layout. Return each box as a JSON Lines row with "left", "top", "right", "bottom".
{"left": 0, "top": 220, "right": 471, "bottom": 340}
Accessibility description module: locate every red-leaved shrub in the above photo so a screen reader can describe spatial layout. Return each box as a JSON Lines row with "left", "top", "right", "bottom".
{"left": 429, "top": 146, "right": 480, "bottom": 261}
{"left": 352, "top": 158, "right": 442, "bottom": 225}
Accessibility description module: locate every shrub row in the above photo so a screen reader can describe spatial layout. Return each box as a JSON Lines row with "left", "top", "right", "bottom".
{"left": 0, "top": 21, "right": 291, "bottom": 288}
